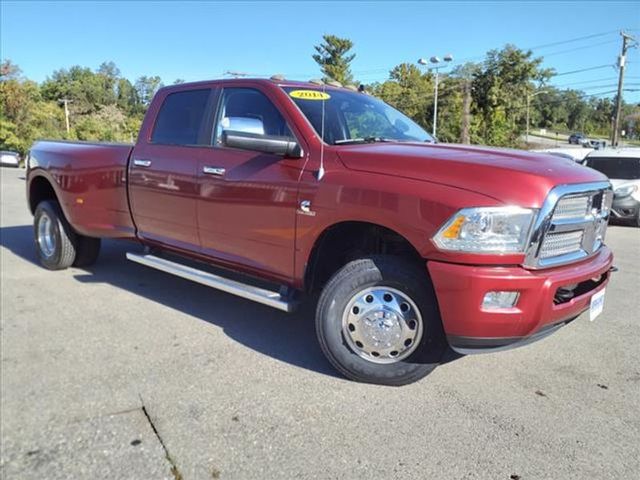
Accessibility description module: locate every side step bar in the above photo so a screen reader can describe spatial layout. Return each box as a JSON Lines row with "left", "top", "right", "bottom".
{"left": 126, "top": 253, "right": 296, "bottom": 312}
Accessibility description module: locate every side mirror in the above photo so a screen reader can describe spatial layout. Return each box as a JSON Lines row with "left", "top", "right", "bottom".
{"left": 222, "top": 131, "right": 303, "bottom": 158}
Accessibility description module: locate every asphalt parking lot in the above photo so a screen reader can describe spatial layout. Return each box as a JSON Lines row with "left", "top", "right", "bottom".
{"left": 1, "top": 166, "right": 639, "bottom": 480}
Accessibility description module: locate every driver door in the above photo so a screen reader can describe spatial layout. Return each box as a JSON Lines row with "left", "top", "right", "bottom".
{"left": 197, "top": 87, "right": 304, "bottom": 282}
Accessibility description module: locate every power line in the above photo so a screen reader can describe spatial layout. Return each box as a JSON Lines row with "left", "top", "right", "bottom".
{"left": 576, "top": 82, "right": 640, "bottom": 90}
{"left": 553, "top": 64, "right": 615, "bottom": 77}
{"left": 542, "top": 39, "right": 620, "bottom": 58}
{"left": 525, "top": 30, "right": 619, "bottom": 51}
{"left": 448, "top": 31, "right": 622, "bottom": 66}
{"left": 552, "top": 76, "right": 618, "bottom": 87}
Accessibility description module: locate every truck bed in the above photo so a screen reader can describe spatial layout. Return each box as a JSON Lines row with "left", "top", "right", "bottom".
{"left": 28, "top": 140, "right": 136, "bottom": 238}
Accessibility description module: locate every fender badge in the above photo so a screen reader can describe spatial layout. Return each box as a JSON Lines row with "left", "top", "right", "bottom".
{"left": 297, "top": 200, "right": 316, "bottom": 216}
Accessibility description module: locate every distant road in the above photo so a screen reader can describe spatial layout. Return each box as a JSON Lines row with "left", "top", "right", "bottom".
{"left": 524, "top": 133, "right": 576, "bottom": 147}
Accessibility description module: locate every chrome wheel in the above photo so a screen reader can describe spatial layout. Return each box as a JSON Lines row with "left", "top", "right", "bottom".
{"left": 37, "top": 212, "right": 56, "bottom": 258}
{"left": 342, "top": 286, "right": 423, "bottom": 364}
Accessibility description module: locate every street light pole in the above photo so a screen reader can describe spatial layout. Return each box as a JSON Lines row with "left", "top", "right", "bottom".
{"left": 418, "top": 54, "right": 453, "bottom": 138}
{"left": 433, "top": 68, "right": 439, "bottom": 137}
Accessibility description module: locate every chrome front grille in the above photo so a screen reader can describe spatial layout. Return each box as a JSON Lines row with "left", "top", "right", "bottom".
{"left": 539, "top": 231, "right": 584, "bottom": 259}
{"left": 524, "top": 182, "right": 613, "bottom": 269}
{"left": 553, "top": 195, "right": 590, "bottom": 220}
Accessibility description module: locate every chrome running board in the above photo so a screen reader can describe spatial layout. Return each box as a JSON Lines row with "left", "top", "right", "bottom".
{"left": 126, "top": 253, "right": 295, "bottom": 312}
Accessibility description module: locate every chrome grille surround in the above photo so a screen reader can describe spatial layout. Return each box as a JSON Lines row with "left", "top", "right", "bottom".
{"left": 524, "top": 181, "right": 613, "bottom": 269}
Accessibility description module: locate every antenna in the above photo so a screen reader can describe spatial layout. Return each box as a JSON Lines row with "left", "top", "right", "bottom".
{"left": 317, "top": 82, "right": 326, "bottom": 180}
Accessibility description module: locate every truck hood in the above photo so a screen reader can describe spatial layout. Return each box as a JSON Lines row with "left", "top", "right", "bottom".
{"left": 336, "top": 142, "right": 609, "bottom": 207}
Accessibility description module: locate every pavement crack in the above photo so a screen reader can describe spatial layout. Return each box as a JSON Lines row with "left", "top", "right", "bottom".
{"left": 139, "top": 397, "right": 183, "bottom": 480}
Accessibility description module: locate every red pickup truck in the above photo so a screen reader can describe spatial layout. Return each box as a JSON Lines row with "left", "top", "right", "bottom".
{"left": 27, "top": 78, "right": 614, "bottom": 385}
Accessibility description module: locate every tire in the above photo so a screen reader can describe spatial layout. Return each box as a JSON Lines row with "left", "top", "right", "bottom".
{"left": 73, "top": 236, "right": 101, "bottom": 267}
{"left": 316, "top": 256, "right": 446, "bottom": 386}
{"left": 33, "top": 200, "right": 77, "bottom": 270}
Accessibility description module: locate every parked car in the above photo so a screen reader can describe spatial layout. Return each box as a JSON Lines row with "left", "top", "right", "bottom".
{"left": 0, "top": 150, "right": 20, "bottom": 168}
{"left": 26, "top": 78, "right": 615, "bottom": 385}
{"left": 584, "top": 148, "right": 640, "bottom": 227}
{"left": 586, "top": 139, "right": 607, "bottom": 150}
{"left": 568, "top": 133, "right": 586, "bottom": 145}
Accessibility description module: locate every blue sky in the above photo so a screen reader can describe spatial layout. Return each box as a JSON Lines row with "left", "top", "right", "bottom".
{"left": 2, "top": 1, "right": 639, "bottom": 101}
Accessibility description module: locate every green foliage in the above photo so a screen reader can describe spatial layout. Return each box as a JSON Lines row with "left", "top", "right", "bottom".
{"left": 313, "top": 34, "right": 356, "bottom": 85}
{"left": 1, "top": 59, "right": 159, "bottom": 154}
{"left": 0, "top": 72, "right": 66, "bottom": 154}
{"left": 370, "top": 63, "right": 433, "bottom": 129}
{"left": 135, "top": 75, "right": 163, "bottom": 107}
{"left": 2, "top": 40, "right": 639, "bottom": 157}
{"left": 0, "top": 118, "right": 23, "bottom": 152}
{"left": 471, "top": 45, "right": 553, "bottom": 146}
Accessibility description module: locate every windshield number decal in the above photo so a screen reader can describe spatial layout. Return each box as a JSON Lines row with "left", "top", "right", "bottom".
{"left": 289, "top": 90, "right": 331, "bottom": 101}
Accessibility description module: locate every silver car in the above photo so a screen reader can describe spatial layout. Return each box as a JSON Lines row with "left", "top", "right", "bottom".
{"left": 0, "top": 150, "right": 20, "bottom": 168}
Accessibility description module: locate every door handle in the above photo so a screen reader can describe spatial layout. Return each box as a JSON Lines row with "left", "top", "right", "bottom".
{"left": 203, "top": 166, "right": 226, "bottom": 176}
{"left": 133, "top": 158, "right": 152, "bottom": 167}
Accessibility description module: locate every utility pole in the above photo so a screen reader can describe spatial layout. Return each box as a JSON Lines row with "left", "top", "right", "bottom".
{"left": 59, "top": 98, "right": 71, "bottom": 134}
{"left": 461, "top": 80, "right": 471, "bottom": 144}
{"left": 526, "top": 91, "right": 547, "bottom": 143}
{"left": 612, "top": 31, "right": 637, "bottom": 147}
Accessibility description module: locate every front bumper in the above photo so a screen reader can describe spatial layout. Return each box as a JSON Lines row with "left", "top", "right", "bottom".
{"left": 611, "top": 195, "right": 640, "bottom": 220}
{"left": 427, "top": 246, "right": 613, "bottom": 354}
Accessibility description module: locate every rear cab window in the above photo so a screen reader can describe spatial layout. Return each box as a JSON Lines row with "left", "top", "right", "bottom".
{"left": 151, "top": 89, "right": 214, "bottom": 146}
{"left": 587, "top": 156, "right": 640, "bottom": 180}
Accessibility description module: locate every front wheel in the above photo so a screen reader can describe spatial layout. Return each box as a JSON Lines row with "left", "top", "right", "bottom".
{"left": 316, "top": 256, "right": 446, "bottom": 386}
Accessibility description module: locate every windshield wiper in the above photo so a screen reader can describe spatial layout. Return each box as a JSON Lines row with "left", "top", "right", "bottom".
{"left": 334, "top": 137, "right": 396, "bottom": 145}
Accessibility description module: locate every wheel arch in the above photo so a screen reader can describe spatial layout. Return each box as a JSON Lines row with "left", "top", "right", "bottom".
{"left": 303, "top": 220, "right": 424, "bottom": 293}
{"left": 28, "top": 173, "right": 61, "bottom": 215}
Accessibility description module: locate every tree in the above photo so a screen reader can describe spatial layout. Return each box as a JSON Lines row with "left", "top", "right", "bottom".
{"left": 135, "top": 75, "right": 163, "bottom": 107}
{"left": 97, "top": 61, "right": 121, "bottom": 106}
{"left": 41, "top": 66, "right": 107, "bottom": 114}
{"left": 370, "top": 63, "right": 432, "bottom": 126}
{"left": 451, "top": 63, "right": 481, "bottom": 143}
{"left": 0, "top": 62, "right": 66, "bottom": 154}
{"left": 312, "top": 34, "right": 356, "bottom": 85}
{"left": 471, "top": 44, "right": 553, "bottom": 146}
{"left": 116, "top": 77, "right": 141, "bottom": 114}
{"left": 0, "top": 59, "right": 22, "bottom": 80}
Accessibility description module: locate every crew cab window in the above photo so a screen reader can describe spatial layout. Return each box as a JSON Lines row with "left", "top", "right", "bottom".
{"left": 214, "top": 88, "right": 293, "bottom": 145}
{"left": 151, "top": 89, "right": 211, "bottom": 145}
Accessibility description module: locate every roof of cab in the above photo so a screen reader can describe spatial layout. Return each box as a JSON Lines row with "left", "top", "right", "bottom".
{"left": 159, "top": 77, "right": 350, "bottom": 93}
{"left": 586, "top": 147, "right": 640, "bottom": 159}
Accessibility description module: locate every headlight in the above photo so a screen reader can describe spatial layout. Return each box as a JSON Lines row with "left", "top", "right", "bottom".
{"left": 433, "top": 207, "right": 536, "bottom": 253}
{"left": 614, "top": 185, "right": 637, "bottom": 198}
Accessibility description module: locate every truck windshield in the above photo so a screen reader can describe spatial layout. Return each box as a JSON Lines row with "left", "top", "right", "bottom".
{"left": 282, "top": 86, "right": 434, "bottom": 145}
{"left": 587, "top": 157, "right": 640, "bottom": 180}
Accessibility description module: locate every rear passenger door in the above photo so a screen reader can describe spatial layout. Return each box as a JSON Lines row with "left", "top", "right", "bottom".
{"left": 129, "top": 88, "right": 217, "bottom": 251}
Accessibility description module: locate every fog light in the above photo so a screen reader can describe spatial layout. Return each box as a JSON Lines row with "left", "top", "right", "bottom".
{"left": 482, "top": 291, "right": 519, "bottom": 310}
